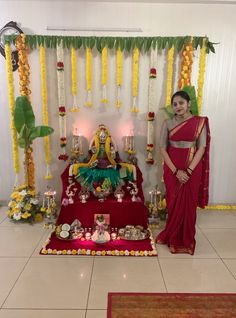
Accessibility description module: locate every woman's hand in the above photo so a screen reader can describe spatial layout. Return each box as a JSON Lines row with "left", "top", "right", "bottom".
{"left": 176, "top": 170, "right": 189, "bottom": 184}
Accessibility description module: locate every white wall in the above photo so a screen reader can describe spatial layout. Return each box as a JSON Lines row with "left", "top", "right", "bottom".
{"left": 0, "top": 0, "right": 236, "bottom": 204}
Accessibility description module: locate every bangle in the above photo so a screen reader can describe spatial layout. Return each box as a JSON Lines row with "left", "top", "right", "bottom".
{"left": 186, "top": 170, "right": 192, "bottom": 177}
{"left": 173, "top": 169, "right": 178, "bottom": 176}
{"left": 187, "top": 167, "right": 193, "bottom": 172}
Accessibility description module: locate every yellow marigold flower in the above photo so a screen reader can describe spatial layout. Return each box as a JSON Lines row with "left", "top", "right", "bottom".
{"left": 21, "top": 212, "right": 31, "bottom": 219}
{"left": 81, "top": 249, "right": 86, "bottom": 255}
{"left": 119, "top": 250, "right": 125, "bottom": 256}
{"left": 162, "top": 198, "right": 167, "bottom": 209}
{"left": 62, "top": 250, "right": 67, "bottom": 255}
{"left": 91, "top": 250, "right": 96, "bottom": 256}
{"left": 111, "top": 250, "right": 116, "bottom": 256}
{"left": 130, "top": 250, "right": 135, "bottom": 256}
{"left": 24, "top": 203, "right": 32, "bottom": 211}
{"left": 72, "top": 249, "right": 77, "bottom": 255}
{"left": 42, "top": 249, "right": 48, "bottom": 254}
{"left": 139, "top": 251, "right": 144, "bottom": 256}
{"left": 52, "top": 249, "right": 57, "bottom": 255}
{"left": 101, "top": 250, "right": 106, "bottom": 256}
{"left": 41, "top": 207, "right": 46, "bottom": 212}
{"left": 148, "top": 251, "right": 153, "bottom": 256}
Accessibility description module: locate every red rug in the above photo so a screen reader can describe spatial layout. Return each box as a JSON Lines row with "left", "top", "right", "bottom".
{"left": 107, "top": 293, "right": 236, "bottom": 317}
{"left": 40, "top": 231, "right": 157, "bottom": 256}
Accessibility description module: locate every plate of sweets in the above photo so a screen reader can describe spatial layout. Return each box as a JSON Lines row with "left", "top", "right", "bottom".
{"left": 118, "top": 225, "right": 149, "bottom": 241}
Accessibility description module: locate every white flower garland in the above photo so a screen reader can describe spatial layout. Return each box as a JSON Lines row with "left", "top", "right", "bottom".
{"left": 146, "top": 48, "right": 157, "bottom": 164}
{"left": 56, "top": 43, "right": 68, "bottom": 161}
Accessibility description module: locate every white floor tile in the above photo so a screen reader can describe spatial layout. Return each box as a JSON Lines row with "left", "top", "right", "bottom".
{"left": 201, "top": 228, "right": 236, "bottom": 258}
{"left": 197, "top": 210, "right": 236, "bottom": 229}
{"left": 223, "top": 259, "right": 236, "bottom": 279}
{"left": 3, "top": 258, "right": 93, "bottom": 309}
{"left": 86, "top": 310, "right": 106, "bottom": 318}
{"left": 0, "top": 226, "right": 45, "bottom": 257}
{"left": 0, "top": 258, "right": 27, "bottom": 307}
{"left": 88, "top": 257, "right": 166, "bottom": 309}
{"left": 0, "top": 310, "right": 85, "bottom": 318}
{"left": 0, "top": 206, "right": 7, "bottom": 224}
{"left": 160, "top": 258, "right": 236, "bottom": 293}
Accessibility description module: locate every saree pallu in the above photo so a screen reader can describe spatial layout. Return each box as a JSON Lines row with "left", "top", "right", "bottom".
{"left": 157, "top": 116, "right": 210, "bottom": 255}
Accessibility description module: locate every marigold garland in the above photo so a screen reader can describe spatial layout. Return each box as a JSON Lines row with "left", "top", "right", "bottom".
{"left": 131, "top": 47, "right": 139, "bottom": 113}
{"left": 5, "top": 43, "right": 20, "bottom": 184}
{"left": 56, "top": 43, "right": 68, "bottom": 161}
{"left": 16, "top": 34, "right": 31, "bottom": 98}
{"left": 178, "top": 42, "right": 193, "bottom": 90}
{"left": 197, "top": 42, "right": 207, "bottom": 115}
{"left": 166, "top": 46, "right": 175, "bottom": 106}
{"left": 85, "top": 47, "right": 92, "bottom": 107}
{"left": 16, "top": 34, "right": 35, "bottom": 189}
{"left": 39, "top": 45, "right": 53, "bottom": 179}
{"left": 101, "top": 47, "right": 108, "bottom": 104}
{"left": 116, "top": 47, "right": 123, "bottom": 108}
{"left": 70, "top": 47, "right": 79, "bottom": 112}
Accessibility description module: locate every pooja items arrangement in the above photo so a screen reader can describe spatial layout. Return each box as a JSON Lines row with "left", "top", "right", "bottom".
{"left": 118, "top": 225, "right": 149, "bottom": 241}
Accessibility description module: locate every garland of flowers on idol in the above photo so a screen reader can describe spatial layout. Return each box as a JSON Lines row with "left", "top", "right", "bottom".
{"left": 56, "top": 42, "right": 68, "bottom": 161}
{"left": 16, "top": 34, "right": 35, "bottom": 190}
{"left": 70, "top": 47, "right": 79, "bottom": 112}
{"left": 178, "top": 41, "right": 193, "bottom": 89}
{"left": 85, "top": 47, "right": 92, "bottom": 107}
{"left": 131, "top": 47, "right": 139, "bottom": 113}
{"left": 146, "top": 48, "right": 157, "bottom": 165}
{"left": 165, "top": 46, "right": 175, "bottom": 107}
{"left": 116, "top": 47, "right": 122, "bottom": 109}
{"left": 5, "top": 43, "right": 20, "bottom": 186}
{"left": 101, "top": 46, "right": 108, "bottom": 105}
{"left": 197, "top": 41, "right": 207, "bottom": 115}
{"left": 39, "top": 45, "right": 53, "bottom": 179}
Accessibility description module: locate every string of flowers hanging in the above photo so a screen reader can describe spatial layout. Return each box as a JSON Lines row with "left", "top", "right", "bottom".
{"left": 116, "top": 47, "right": 122, "bottom": 109}
{"left": 16, "top": 34, "right": 35, "bottom": 190}
{"left": 178, "top": 42, "right": 193, "bottom": 90}
{"left": 85, "top": 47, "right": 92, "bottom": 107}
{"left": 165, "top": 46, "right": 175, "bottom": 106}
{"left": 146, "top": 48, "right": 157, "bottom": 165}
{"left": 39, "top": 45, "right": 53, "bottom": 179}
{"left": 70, "top": 47, "right": 79, "bottom": 112}
{"left": 131, "top": 47, "right": 139, "bottom": 113}
{"left": 101, "top": 46, "right": 108, "bottom": 104}
{"left": 197, "top": 42, "right": 207, "bottom": 114}
{"left": 5, "top": 43, "right": 20, "bottom": 186}
{"left": 56, "top": 42, "right": 68, "bottom": 161}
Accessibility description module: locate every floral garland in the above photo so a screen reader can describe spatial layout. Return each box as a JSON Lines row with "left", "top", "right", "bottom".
{"left": 40, "top": 45, "right": 53, "bottom": 179}
{"left": 101, "top": 47, "right": 108, "bottom": 104}
{"left": 16, "top": 34, "right": 31, "bottom": 98}
{"left": 197, "top": 42, "right": 207, "bottom": 115}
{"left": 178, "top": 42, "right": 193, "bottom": 90}
{"left": 131, "top": 47, "right": 139, "bottom": 113}
{"left": 5, "top": 43, "right": 20, "bottom": 185}
{"left": 146, "top": 48, "right": 157, "bottom": 165}
{"left": 56, "top": 42, "right": 68, "bottom": 161}
{"left": 70, "top": 47, "right": 79, "bottom": 112}
{"left": 85, "top": 47, "right": 92, "bottom": 107}
{"left": 116, "top": 47, "right": 122, "bottom": 109}
{"left": 203, "top": 205, "right": 236, "bottom": 210}
{"left": 166, "top": 46, "right": 175, "bottom": 106}
{"left": 16, "top": 34, "right": 35, "bottom": 190}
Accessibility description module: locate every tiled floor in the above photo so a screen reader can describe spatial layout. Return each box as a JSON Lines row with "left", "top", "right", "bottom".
{"left": 0, "top": 206, "right": 236, "bottom": 317}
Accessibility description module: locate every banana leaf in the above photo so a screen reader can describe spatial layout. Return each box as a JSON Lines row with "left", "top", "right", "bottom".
{"left": 14, "top": 96, "right": 35, "bottom": 133}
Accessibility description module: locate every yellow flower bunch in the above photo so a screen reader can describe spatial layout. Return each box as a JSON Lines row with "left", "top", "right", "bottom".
{"left": 116, "top": 47, "right": 122, "bottom": 86}
{"left": 70, "top": 47, "right": 79, "bottom": 112}
{"left": 178, "top": 42, "right": 193, "bottom": 90}
{"left": 166, "top": 46, "right": 175, "bottom": 106}
{"left": 197, "top": 43, "right": 207, "bottom": 115}
{"left": 16, "top": 34, "right": 31, "bottom": 98}
{"left": 7, "top": 185, "right": 44, "bottom": 223}
{"left": 101, "top": 47, "right": 107, "bottom": 86}
{"left": 5, "top": 43, "right": 20, "bottom": 176}
{"left": 40, "top": 45, "right": 53, "bottom": 180}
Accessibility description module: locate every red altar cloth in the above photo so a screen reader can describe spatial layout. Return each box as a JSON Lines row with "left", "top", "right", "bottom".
{"left": 57, "top": 165, "right": 149, "bottom": 229}
{"left": 40, "top": 231, "right": 157, "bottom": 257}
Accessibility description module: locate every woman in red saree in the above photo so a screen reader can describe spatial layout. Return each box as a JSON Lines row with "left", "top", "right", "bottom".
{"left": 156, "top": 91, "right": 210, "bottom": 255}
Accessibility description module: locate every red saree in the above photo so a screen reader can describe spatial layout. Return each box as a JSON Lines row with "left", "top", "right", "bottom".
{"left": 156, "top": 116, "right": 210, "bottom": 255}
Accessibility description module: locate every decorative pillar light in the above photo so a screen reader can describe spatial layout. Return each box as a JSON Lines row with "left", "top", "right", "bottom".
{"left": 71, "top": 126, "right": 83, "bottom": 160}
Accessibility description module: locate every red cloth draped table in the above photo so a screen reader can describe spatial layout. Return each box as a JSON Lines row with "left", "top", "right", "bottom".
{"left": 57, "top": 164, "right": 149, "bottom": 229}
